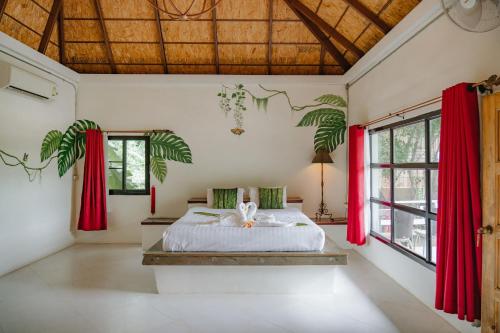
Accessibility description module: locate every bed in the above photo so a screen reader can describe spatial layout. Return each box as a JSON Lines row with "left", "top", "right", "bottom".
{"left": 162, "top": 207, "right": 325, "bottom": 252}
{"left": 144, "top": 205, "right": 347, "bottom": 294}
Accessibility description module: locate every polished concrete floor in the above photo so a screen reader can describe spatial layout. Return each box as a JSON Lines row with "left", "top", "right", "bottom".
{"left": 0, "top": 244, "right": 458, "bottom": 333}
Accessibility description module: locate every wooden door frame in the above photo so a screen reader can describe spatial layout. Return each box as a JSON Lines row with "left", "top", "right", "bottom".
{"left": 481, "top": 92, "right": 500, "bottom": 332}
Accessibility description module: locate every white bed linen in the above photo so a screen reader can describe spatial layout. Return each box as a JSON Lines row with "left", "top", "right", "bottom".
{"left": 162, "top": 207, "right": 325, "bottom": 252}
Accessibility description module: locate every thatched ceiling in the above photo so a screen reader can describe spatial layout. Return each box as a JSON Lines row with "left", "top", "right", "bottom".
{"left": 0, "top": 0, "right": 420, "bottom": 75}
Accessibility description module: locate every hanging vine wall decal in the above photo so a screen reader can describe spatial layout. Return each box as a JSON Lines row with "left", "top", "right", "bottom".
{"left": 217, "top": 83, "right": 347, "bottom": 153}
{"left": 0, "top": 149, "right": 55, "bottom": 182}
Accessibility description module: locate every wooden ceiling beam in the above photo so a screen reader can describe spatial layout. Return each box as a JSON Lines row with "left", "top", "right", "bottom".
{"left": 93, "top": 0, "right": 116, "bottom": 73}
{"left": 65, "top": 61, "right": 343, "bottom": 67}
{"left": 0, "top": 0, "right": 8, "bottom": 21}
{"left": 58, "top": 0, "right": 65, "bottom": 64}
{"left": 267, "top": 0, "right": 273, "bottom": 75}
{"left": 319, "top": 46, "right": 325, "bottom": 75}
{"left": 314, "top": 1, "right": 324, "bottom": 75}
{"left": 38, "top": 0, "right": 62, "bottom": 54}
{"left": 211, "top": 0, "right": 220, "bottom": 74}
{"left": 342, "top": 0, "right": 390, "bottom": 33}
{"left": 285, "top": 2, "right": 349, "bottom": 72}
{"left": 284, "top": 0, "right": 364, "bottom": 58}
{"left": 153, "top": 0, "right": 168, "bottom": 74}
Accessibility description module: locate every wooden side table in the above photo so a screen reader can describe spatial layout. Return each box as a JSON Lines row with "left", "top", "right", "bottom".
{"left": 141, "top": 217, "right": 178, "bottom": 250}
{"left": 312, "top": 217, "right": 348, "bottom": 225}
{"left": 141, "top": 217, "right": 178, "bottom": 226}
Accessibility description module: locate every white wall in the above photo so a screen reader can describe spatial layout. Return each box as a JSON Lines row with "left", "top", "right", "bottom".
{"left": 0, "top": 35, "right": 78, "bottom": 276}
{"left": 75, "top": 75, "right": 347, "bottom": 243}
{"left": 347, "top": 2, "right": 500, "bottom": 332}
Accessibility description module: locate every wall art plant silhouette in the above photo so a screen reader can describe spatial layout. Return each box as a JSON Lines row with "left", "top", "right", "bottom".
{"left": 217, "top": 84, "right": 347, "bottom": 152}
{"left": 0, "top": 120, "right": 192, "bottom": 183}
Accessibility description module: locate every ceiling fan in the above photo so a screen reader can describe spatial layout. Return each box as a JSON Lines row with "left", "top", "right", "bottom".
{"left": 441, "top": 0, "right": 500, "bottom": 32}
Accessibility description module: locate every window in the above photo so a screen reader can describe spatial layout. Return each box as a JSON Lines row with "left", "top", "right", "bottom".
{"left": 107, "top": 136, "right": 150, "bottom": 195}
{"left": 369, "top": 111, "right": 440, "bottom": 269}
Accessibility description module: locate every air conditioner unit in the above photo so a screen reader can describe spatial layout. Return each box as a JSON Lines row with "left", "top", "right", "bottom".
{"left": 0, "top": 60, "right": 57, "bottom": 100}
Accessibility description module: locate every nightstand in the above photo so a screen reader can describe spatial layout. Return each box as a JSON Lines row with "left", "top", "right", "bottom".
{"left": 141, "top": 217, "right": 178, "bottom": 250}
{"left": 313, "top": 217, "right": 350, "bottom": 249}
{"left": 312, "top": 217, "right": 347, "bottom": 225}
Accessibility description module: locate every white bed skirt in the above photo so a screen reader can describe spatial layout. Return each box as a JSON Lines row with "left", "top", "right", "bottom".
{"left": 152, "top": 265, "right": 337, "bottom": 294}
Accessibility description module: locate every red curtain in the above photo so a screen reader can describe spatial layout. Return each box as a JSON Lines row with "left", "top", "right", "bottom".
{"left": 78, "top": 129, "right": 107, "bottom": 231}
{"left": 347, "top": 125, "right": 366, "bottom": 245}
{"left": 435, "top": 83, "right": 481, "bottom": 322}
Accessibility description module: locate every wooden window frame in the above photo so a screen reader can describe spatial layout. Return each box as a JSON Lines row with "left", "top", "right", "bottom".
{"left": 369, "top": 110, "right": 441, "bottom": 271}
{"left": 108, "top": 136, "right": 150, "bottom": 196}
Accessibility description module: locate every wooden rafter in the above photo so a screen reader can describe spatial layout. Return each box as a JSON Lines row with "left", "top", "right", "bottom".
{"left": 64, "top": 61, "right": 344, "bottom": 69}
{"left": 285, "top": 2, "right": 349, "bottom": 72}
{"left": 62, "top": 41, "right": 323, "bottom": 45}
{"left": 93, "top": 0, "right": 116, "bottom": 73}
{"left": 211, "top": 0, "right": 220, "bottom": 74}
{"left": 267, "top": 0, "right": 273, "bottom": 75}
{"left": 285, "top": 0, "right": 364, "bottom": 58}
{"left": 342, "top": 0, "right": 390, "bottom": 33}
{"left": 0, "top": 0, "right": 418, "bottom": 75}
{"left": 38, "top": 0, "right": 62, "bottom": 53}
{"left": 57, "top": 1, "right": 65, "bottom": 64}
{"left": 319, "top": 46, "right": 325, "bottom": 75}
{"left": 0, "top": 0, "right": 8, "bottom": 20}
{"left": 314, "top": 0, "right": 323, "bottom": 75}
{"left": 154, "top": 0, "right": 168, "bottom": 74}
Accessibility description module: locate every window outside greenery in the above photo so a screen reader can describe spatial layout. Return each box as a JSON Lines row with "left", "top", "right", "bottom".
{"left": 369, "top": 111, "right": 440, "bottom": 268}
{"left": 107, "top": 137, "right": 149, "bottom": 195}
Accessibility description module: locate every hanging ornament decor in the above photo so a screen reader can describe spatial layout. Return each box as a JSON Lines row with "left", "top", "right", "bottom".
{"left": 217, "top": 84, "right": 347, "bottom": 154}
{"left": 145, "top": 0, "right": 223, "bottom": 20}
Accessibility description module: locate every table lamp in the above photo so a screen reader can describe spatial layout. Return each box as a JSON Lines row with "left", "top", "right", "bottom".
{"left": 312, "top": 149, "right": 333, "bottom": 221}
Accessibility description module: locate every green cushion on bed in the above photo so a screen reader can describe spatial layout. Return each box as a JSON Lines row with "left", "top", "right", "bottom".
{"left": 259, "top": 187, "right": 284, "bottom": 209}
{"left": 212, "top": 188, "right": 238, "bottom": 209}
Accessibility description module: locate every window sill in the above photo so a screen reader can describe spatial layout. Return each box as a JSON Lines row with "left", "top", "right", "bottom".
{"left": 370, "top": 232, "right": 436, "bottom": 272}
{"left": 109, "top": 191, "right": 150, "bottom": 196}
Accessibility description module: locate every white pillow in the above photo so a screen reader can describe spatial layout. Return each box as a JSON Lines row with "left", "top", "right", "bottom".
{"left": 249, "top": 186, "right": 287, "bottom": 208}
{"left": 207, "top": 188, "right": 245, "bottom": 208}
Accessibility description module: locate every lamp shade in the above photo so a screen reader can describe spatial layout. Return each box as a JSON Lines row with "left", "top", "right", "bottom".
{"left": 312, "top": 150, "right": 333, "bottom": 163}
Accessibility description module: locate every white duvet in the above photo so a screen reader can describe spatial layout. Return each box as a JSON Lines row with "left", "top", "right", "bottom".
{"left": 162, "top": 207, "right": 325, "bottom": 252}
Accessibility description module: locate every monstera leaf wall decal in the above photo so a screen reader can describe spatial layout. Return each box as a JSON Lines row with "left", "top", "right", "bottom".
{"left": 55, "top": 119, "right": 100, "bottom": 177}
{"left": 148, "top": 131, "right": 192, "bottom": 183}
{"left": 1, "top": 121, "right": 192, "bottom": 183}
{"left": 296, "top": 95, "right": 347, "bottom": 153}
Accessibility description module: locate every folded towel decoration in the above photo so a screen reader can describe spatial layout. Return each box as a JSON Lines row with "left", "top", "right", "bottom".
{"left": 193, "top": 202, "right": 305, "bottom": 228}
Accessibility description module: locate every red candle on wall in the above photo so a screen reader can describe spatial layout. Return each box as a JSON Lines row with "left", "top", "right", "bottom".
{"left": 151, "top": 186, "right": 156, "bottom": 215}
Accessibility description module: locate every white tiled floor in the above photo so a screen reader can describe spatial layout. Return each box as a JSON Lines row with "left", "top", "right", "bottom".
{"left": 0, "top": 244, "right": 458, "bottom": 333}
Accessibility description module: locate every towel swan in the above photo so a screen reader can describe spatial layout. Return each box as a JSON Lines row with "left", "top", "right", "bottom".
{"left": 216, "top": 202, "right": 290, "bottom": 228}
{"left": 242, "top": 202, "right": 257, "bottom": 228}
{"left": 217, "top": 202, "right": 256, "bottom": 227}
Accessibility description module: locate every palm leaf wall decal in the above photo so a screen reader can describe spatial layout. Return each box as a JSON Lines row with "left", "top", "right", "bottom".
{"left": 150, "top": 156, "right": 167, "bottom": 183}
{"left": 314, "top": 94, "right": 347, "bottom": 107}
{"left": 314, "top": 120, "right": 347, "bottom": 152}
{"left": 297, "top": 108, "right": 345, "bottom": 127}
{"left": 297, "top": 105, "right": 347, "bottom": 153}
{"left": 40, "top": 130, "right": 62, "bottom": 162}
{"left": 149, "top": 132, "right": 192, "bottom": 163}
{"left": 57, "top": 119, "right": 99, "bottom": 177}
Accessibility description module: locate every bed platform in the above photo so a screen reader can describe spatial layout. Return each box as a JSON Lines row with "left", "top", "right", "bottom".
{"left": 143, "top": 237, "right": 347, "bottom": 294}
{"left": 143, "top": 237, "right": 346, "bottom": 266}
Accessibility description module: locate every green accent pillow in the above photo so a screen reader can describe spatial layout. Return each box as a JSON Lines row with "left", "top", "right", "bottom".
{"left": 259, "top": 187, "right": 284, "bottom": 209}
{"left": 212, "top": 188, "right": 238, "bottom": 209}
